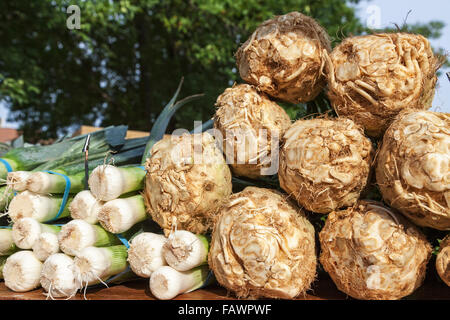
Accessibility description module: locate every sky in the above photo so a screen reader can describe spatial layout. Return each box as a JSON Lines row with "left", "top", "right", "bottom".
{"left": 0, "top": 0, "right": 449, "bottom": 129}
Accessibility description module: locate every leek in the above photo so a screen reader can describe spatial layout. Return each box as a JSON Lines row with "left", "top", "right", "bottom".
{"left": 8, "top": 191, "right": 73, "bottom": 223}
{"left": 127, "top": 232, "right": 167, "bottom": 278}
{"left": 163, "top": 230, "right": 209, "bottom": 272}
{"left": 40, "top": 253, "right": 79, "bottom": 299}
{"left": 6, "top": 171, "right": 32, "bottom": 192}
{"left": 97, "top": 194, "right": 147, "bottom": 234}
{"left": 150, "top": 265, "right": 210, "bottom": 300}
{"left": 58, "top": 219, "right": 122, "bottom": 256}
{"left": 69, "top": 190, "right": 104, "bottom": 224}
{"left": 32, "top": 232, "right": 60, "bottom": 262}
{"left": 3, "top": 250, "right": 43, "bottom": 292}
{"left": 73, "top": 245, "right": 128, "bottom": 287}
{"left": 89, "top": 165, "right": 146, "bottom": 201}
{"left": 12, "top": 217, "right": 61, "bottom": 249}
{"left": 0, "top": 228, "right": 19, "bottom": 256}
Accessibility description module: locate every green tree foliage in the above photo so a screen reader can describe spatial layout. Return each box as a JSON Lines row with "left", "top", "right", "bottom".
{"left": 0, "top": 0, "right": 446, "bottom": 141}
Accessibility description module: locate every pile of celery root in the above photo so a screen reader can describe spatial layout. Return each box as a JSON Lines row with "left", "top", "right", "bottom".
{"left": 0, "top": 11, "right": 449, "bottom": 300}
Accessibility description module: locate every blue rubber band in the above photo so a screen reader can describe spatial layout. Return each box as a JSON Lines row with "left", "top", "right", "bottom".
{"left": 0, "top": 159, "right": 13, "bottom": 173}
{"left": 42, "top": 171, "right": 71, "bottom": 222}
{"left": 0, "top": 225, "right": 12, "bottom": 229}
{"left": 137, "top": 166, "right": 146, "bottom": 171}
{"left": 116, "top": 233, "right": 130, "bottom": 249}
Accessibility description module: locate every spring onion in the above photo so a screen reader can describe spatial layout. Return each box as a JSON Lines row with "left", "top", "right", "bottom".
{"left": 0, "top": 228, "right": 19, "bottom": 256}
{"left": 3, "top": 250, "right": 43, "bottom": 292}
{"left": 8, "top": 191, "right": 72, "bottom": 223}
{"left": 40, "top": 253, "right": 79, "bottom": 299}
{"left": 69, "top": 190, "right": 104, "bottom": 224}
{"left": 12, "top": 218, "right": 61, "bottom": 249}
{"left": 150, "top": 265, "right": 210, "bottom": 300}
{"left": 163, "top": 230, "right": 209, "bottom": 272}
{"left": 97, "top": 194, "right": 147, "bottom": 234}
{"left": 127, "top": 232, "right": 167, "bottom": 278}
{"left": 89, "top": 165, "right": 146, "bottom": 201}
{"left": 58, "top": 219, "right": 121, "bottom": 256}
{"left": 73, "top": 245, "right": 128, "bottom": 287}
{"left": 32, "top": 232, "right": 60, "bottom": 262}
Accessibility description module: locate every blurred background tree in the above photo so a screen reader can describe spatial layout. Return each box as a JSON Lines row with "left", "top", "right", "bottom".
{"left": 0, "top": 0, "right": 446, "bottom": 141}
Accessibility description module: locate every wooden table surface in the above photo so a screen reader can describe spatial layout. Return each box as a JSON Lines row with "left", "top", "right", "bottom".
{"left": 0, "top": 269, "right": 448, "bottom": 300}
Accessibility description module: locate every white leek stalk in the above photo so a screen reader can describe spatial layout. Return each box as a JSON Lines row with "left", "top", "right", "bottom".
{"left": 0, "top": 228, "right": 19, "bottom": 256}
{"left": 150, "top": 265, "right": 210, "bottom": 300}
{"left": 40, "top": 253, "right": 79, "bottom": 298}
{"left": 32, "top": 233, "right": 60, "bottom": 261}
{"left": 6, "top": 171, "right": 32, "bottom": 192}
{"left": 89, "top": 165, "right": 146, "bottom": 201}
{"left": 8, "top": 191, "right": 72, "bottom": 223}
{"left": 69, "top": 190, "right": 104, "bottom": 224}
{"left": 98, "top": 195, "right": 147, "bottom": 234}
{"left": 27, "top": 171, "right": 84, "bottom": 194}
{"left": 58, "top": 219, "right": 121, "bottom": 256}
{"left": 73, "top": 245, "right": 128, "bottom": 287}
{"left": 12, "top": 218, "right": 61, "bottom": 249}
{"left": 3, "top": 251, "right": 43, "bottom": 292}
{"left": 163, "top": 230, "right": 209, "bottom": 271}
{"left": 127, "top": 232, "right": 167, "bottom": 278}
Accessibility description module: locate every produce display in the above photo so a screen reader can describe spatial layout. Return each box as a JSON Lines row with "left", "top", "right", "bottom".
{"left": 0, "top": 10, "right": 448, "bottom": 301}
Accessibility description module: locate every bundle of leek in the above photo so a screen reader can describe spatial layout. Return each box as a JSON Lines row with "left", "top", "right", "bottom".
{"left": 69, "top": 190, "right": 104, "bottom": 224}
{"left": 40, "top": 253, "right": 79, "bottom": 299}
{"left": 7, "top": 135, "right": 150, "bottom": 194}
{"left": 1, "top": 125, "right": 128, "bottom": 183}
{"left": 32, "top": 232, "right": 60, "bottom": 262}
{"left": 127, "top": 232, "right": 167, "bottom": 278}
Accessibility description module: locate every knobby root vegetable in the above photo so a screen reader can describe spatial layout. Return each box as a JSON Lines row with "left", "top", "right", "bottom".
{"left": 236, "top": 11, "right": 331, "bottom": 103}
{"left": 40, "top": 253, "right": 79, "bottom": 298}
{"left": 8, "top": 191, "right": 72, "bottom": 223}
{"left": 69, "top": 190, "right": 104, "bottom": 224}
{"left": 326, "top": 33, "right": 440, "bottom": 137}
{"left": 436, "top": 235, "right": 449, "bottom": 286}
{"left": 163, "top": 230, "right": 209, "bottom": 272}
{"left": 209, "top": 187, "right": 316, "bottom": 299}
{"left": 376, "top": 110, "right": 450, "bottom": 230}
{"left": 279, "top": 117, "right": 374, "bottom": 213}
{"left": 58, "top": 219, "right": 121, "bottom": 256}
{"left": 98, "top": 195, "right": 147, "bottom": 234}
{"left": 319, "top": 200, "right": 431, "bottom": 300}
{"left": 3, "top": 251, "right": 43, "bottom": 292}
{"left": 214, "top": 83, "right": 291, "bottom": 179}
{"left": 144, "top": 132, "right": 232, "bottom": 235}
{"left": 12, "top": 218, "right": 61, "bottom": 249}
{"left": 89, "top": 165, "right": 146, "bottom": 201}
{"left": 127, "top": 232, "right": 167, "bottom": 278}
{"left": 150, "top": 265, "right": 210, "bottom": 300}
{"left": 32, "top": 233, "right": 60, "bottom": 262}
